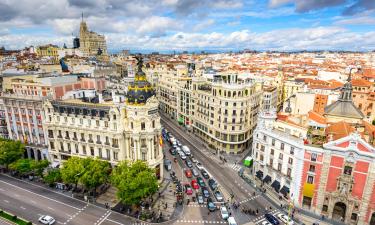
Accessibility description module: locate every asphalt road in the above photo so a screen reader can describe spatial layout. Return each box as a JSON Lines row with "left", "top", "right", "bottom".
{"left": 0, "top": 174, "right": 138, "bottom": 225}
{"left": 161, "top": 114, "right": 282, "bottom": 225}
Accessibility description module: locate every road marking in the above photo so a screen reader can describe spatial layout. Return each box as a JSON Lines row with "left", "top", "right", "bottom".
{"left": 20, "top": 206, "right": 26, "bottom": 210}
{"left": 96, "top": 211, "right": 111, "bottom": 225}
{"left": 3, "top": 200, "right": 9, "bottom": 203}
{"left": 0, "top": 180, "right": 82, "bottom": 210}
{"left": 13, "top": 194, "right": 20, "bottom": 197}
{"left": 47, "top": 206, "right": 55, "bottom": 211}
{"left": 107, "top": 218, "right": 125, "bottom": 225}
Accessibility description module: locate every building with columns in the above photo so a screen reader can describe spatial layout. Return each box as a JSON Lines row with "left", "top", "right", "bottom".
{"left": 43, "top": 57, "right": 163, "bottom": 178}
{"left": 253, "top": 74, "right": 375, "bottom": 225}
{"left": 79, "top": 17, "right": 107, "bottom": 57}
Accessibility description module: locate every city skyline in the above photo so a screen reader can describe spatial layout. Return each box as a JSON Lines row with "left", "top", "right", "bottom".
{"left": 0, "top": 0, "right": 374, "bottom": 52}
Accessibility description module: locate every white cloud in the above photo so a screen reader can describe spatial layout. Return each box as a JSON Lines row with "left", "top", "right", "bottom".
{"left": 334, "top": 16, "right": 375, "bottom": 25}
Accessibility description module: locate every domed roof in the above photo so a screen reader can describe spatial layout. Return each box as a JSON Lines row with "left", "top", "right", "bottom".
{"left": 126, "top": 55, "right": 155, "bottom": 104}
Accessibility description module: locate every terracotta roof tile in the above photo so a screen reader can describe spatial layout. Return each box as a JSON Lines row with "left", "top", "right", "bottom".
{"left": 308, "top": 111, "right": 327, "bottom": 124}
{"left": 325, "top": 121, "right": 355, "bottom": 141}
{"left": 351, "top": 79, "right": 372, "bottom": 87}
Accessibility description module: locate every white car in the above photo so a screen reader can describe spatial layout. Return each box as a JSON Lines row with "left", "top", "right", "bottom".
{"left": 261, "top": 220, "right": 272, "bottom": 225}
{"left": 179, "top": 152, "right": 186, "bottom": 160}
{"left": 277, "top": 213, "right": 294, "bottom": 225}
{"left": 196, "top": 162, "right": 204, "bottom": 170}
{"left": 39, "top": 215, "right": 56, "bottom": 225}
{"left": 220, "top": 206, "right": 229, "bottom": 220}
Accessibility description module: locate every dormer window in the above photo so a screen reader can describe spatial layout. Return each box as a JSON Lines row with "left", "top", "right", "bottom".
{"left": 344, "top": 166, "right": 352, "bottom": 175}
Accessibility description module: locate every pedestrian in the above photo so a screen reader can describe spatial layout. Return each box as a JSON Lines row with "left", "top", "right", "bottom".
{"left": 322, "top": 215, "right": 325, "bottom": 220}
{"left": 256, "top": 209, "right": 259, "bottom": 214}
{"left": 208, "top": 211, "right": 210, "bottom": 215}
{"left": 280, "top": 204, "right": 283, "bottom": 208}
{"left": 165, "top": 203, "right": 168, "bottom": 209}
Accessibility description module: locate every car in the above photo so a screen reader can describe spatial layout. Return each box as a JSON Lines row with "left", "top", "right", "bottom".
{"left": 182, "top": 146, "right": 191, "bottom": 156}
{"left": 191, "top": 179, "right": 199, "bottom": 189}
{"left": 208, "top": 179, "right": 218, "bottom": 190}
{"left": 265, "top": 213, "right": 280, "bottom": 225}
{"left": 276, "top": 213, "right": 294, "bottom": 225}
{"left": 201, "top": 187, "right": 210, "bottom": 198}
{"left": 185, "top": 169, "right": 192, "bottom": 178}
{"left": 201, "top": 169, "right": 210, "bottom": 179}
{"left": 214, "top": 191, "right": 224, "bottom": 202}
{"left": 38, "top": 215, "right": 56, "bottom": 225}
{"left": 176, "top": 140, "right": 182, "bottom": 147}
{"left": 191, "top": 157, "right": 197, "bottom": 163}
{"left": 207, "top": 197, "right": 216, "bottom": 211}
{"left": 197, "top": 194, "right": 204, "bottom": 204}
{"left": 185, "top": 184, "right": 193, "bottom": 195}
{"left": 261, "top": 221, "right": 272, "bottom": 225}
{"left": 191, "top": 168, "right": 199, "bottom": 177}
{"left": 197, "top": 177, "right": 206, "bottom": 187}
{"left": 179, "top": 152, "right": 186, "bottom": 160}
{"left": 169, "top": 148, "right": 177, "bottom": 155}
{"left": 196, "top": 162, "right": 204, "bottom": 170}
{"left": 220, "top": 206, "right": 229, "bottom": 220}
{"left": 185, "top": 159, "right": 193, "bottom": 168}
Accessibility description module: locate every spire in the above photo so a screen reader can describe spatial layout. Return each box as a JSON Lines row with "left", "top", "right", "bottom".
{"left": 339, "top": 67, "right": 355, "bottom": 102}
{"left": 81, "top": 12, "right": 84, "bottom": 22}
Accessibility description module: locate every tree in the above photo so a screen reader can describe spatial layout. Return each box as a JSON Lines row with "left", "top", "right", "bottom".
{"left": 79, "top": 158, "right": 110, "bottom": 194}
{"left": 0, "top": 138, "right": 24, "bottom": 169}
{"left": 43, "top": 169, "right": 62, "bottom": 186}
{"left": 60, "top": 157, "right": 84, "bottom": 188}
{"left": 31, "top": 160, "right": 50, "bottom": 177}
{"left": 9, "top": 159, "right": 33, "bottom": 175}
{"left": 111, "top": 160, "right": 158, "bottom": 206}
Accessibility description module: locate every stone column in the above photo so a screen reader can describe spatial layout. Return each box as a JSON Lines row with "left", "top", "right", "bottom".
{"left": 27, "top": 148, "right": 31, "bottom": 159}
{"left": 33, "top": 149, "right": 38, "bottom": 161}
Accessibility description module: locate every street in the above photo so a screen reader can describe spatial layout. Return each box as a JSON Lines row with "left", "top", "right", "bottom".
{"left": 160, "top": 114, "right": 283, "bottom": 225}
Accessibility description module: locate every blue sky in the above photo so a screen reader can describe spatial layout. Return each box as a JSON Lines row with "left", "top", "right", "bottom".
{"left": 0, "top": 0, "right": 374, "bottom": 51}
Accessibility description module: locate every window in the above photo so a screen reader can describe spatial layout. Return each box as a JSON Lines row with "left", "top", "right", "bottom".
{"left": 75, "top": 144, "right": 78, "bottom": 153}
{"left": 260, "top": 145, "right": 265, "bottom": 152}
{"left": 278, "top": 163, "right": 282, "bottom": 171}
{"left": 98, "top": 148, "right": 102, "bottom": 158}
{"left": 272, "top": 139, "right": 275, "bottom": 146}
{"left": 81, "top": 133, "right": 85, "bottom": 141}
{"left": 287, "top": 168, "right": 292, "bottom": 177}
{"left": 60, "top": 142, "right": 64, "bottom": 151}
{"left": 288, "top": 157, "right": 293, "bottom": 164}
{"left": 50, "top": 141, "right": 55, "bottom": 150}
{"left": 113, "top": 114, "right": 116, "bottom": 120}
{"left": 142, "top": 152, "right": 146, "bottom": 161}
{"left": 82, "top": 145, "right": 87, "bottom": 155}
{"left": 290, "top": 147, "right": 294, "bottom": 155}
{"left": 113, "top": 152, "right": 118, "bottom": 160}
{"left": 80, "top": 118, "right": 83, "bottom": 124}
{"left": 311, "top": 153, "right": 317, "bottom": 161}
{"left": 141, "top": 122, "right": 145, "bottom": 130}
{"left": 152, "top": 120, "right": 155, "bottom": 128}
{"left": 97, "top": 135, "right": 101, "bottom": 143}
{"left": 280, "top": 143, "right": 284, "bottom": 150}
{"left": 105, "top": 121, "right": 108, "bottom": 127}
{"left": 322, "top": 205, "right": 328, "bottom": 212}
{"left": 307, "top": 175, "right": 314, "bottom": 184}
{"left": 309, "top": 165, "right": 316, "bottom": 173}
{"left": 263, "top": 135, "right": 267, "bottom": 141}
{"left": 131, "top": 122, "right": 133, "bottom": 129}
{"left": 271, "top": 149, "right": 274, "bottom": 155}
{"left": 344, "top": 166, "right": 352, "bottom": 175}
{"left": 279, "top": 153, "right": 283, "bottom": 160}
{"left": 96, "top": 120, "right": 100, "bottom": 127}
{"left": 90, "top": 147, "right": 94, "bottom": 156}
{"left": 269, "top": 159, "right": 273, "bottom": 166}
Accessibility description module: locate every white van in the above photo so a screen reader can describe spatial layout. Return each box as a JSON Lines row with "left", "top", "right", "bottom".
{"left": 182, "top": 146, "right": 191, "bottom": 156}
{"left": 228, "top": 217, "right": 237, "bottom": 225}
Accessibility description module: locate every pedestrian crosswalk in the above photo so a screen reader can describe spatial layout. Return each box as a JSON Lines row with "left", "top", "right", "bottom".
{"left": 228, "top": 163, "right": 242, "bottom": 172}
{"left": 252, "top": 209, "right": 280, "bottom": 224}
{"left": 239, "top": 194, "right": 260, "bottom": 204}
{"left": 176, "top": 220, "right": 227, "bottom": 224}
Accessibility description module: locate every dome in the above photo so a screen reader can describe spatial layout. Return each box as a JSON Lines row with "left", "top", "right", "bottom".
{"left": 126, "top": 55, "right": 155, "bottom": 104}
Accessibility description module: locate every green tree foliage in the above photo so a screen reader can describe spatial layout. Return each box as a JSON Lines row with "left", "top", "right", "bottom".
{"left": 0, "top": 138, "right": 24, "bottom": 168}
{"left": 60, "top": 157, "right": 110, "bottom": 192}
{"left": 79, "top": 158, "right": 110, "bottom": 192}
{"left": 43, "top": 169, "right": 62, "bottom": 185}
{"left": 31, "top": 160, "right": 50, "bottom": 177}
{"left": 111, "top": 160, "right": 158, "bottom": 205}
{"left": 9, "top": 159, "right": 33, "bottom": 175}
{"left": 60, "top": 157, "right": 84, "bottom": 187}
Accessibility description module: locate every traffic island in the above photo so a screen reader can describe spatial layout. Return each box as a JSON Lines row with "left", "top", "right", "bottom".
{"left": 0, "top": 209, "right": 32, "bottom": 225}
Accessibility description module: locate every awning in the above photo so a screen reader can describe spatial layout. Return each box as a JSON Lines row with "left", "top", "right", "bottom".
{"left": 256, "top": 170, "right": 263, "bottom": 179}
{"left": 280, "top": 186, "right": 290, "bottom": 196}
{"left": 303, "top": 183, "right": 315, "bottom": 198}
{"left": 263, "top": 175, "right": 271, "bottom": 183}
{"left": 271, "top": 180, "right": 281, "bottom": 192}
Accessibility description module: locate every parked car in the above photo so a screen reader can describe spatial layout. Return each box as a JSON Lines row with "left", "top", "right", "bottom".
{"left": 196, "top": 162, "right": 204, "bottom": 170}
{"left": 214, "top": 191, "right": 224, "bottom": 202}
{"left": 201, "top": 187, "right": 210, "bottom": 198}
{"left": 261, "top": 221, "right": 272, "bottom": 225}
{"left": 197, "top": 177, "right": 206, "bottom": 187}
{"left": 185, "top": 159, "right": 193, "bottom": 168}
{"left": 185, "top": 184, "right": 193, "bottom": 195}
{"left": 185, "top": 169, "right": 192, "bottom": 178}
{"left": 197, "top": 194, "right": 204, "bottom": 204}
{"left": 276, "top": 213, "right": 294, "bottom": 225}
{"left": 208, "top": 179, "right": 218, "bottom": 190}
{"left": 177, "top": 140, "right": 182, "bottom": 147}
{"left": 169, "top": 148, "right": 177, "bottom": 155}
{"left": 265, "top": 213, "right": 280, "bottom": 225}
{"left": 179, "top": 152, "right": 186, "bottom": 160}
{"left": 191, "top": 179, "right": 199, "bottom": 189}
{"left": 182, "top": 146, "right": 191, "bottom": 156}
{"left": 39, "top": 215, "right": 56, "bottom": 225}
{"left": 220, "top": 206, "right": 229, "bottom": 220}
{"left": 206, "top": 198, "right": 216, "bottom": 211}
{"left": 191, "top": 168, "right": 199, "bottom": 177}
{"left": 201, "top": 169, "right": 210, "bottom": 179}
{"left": 191, "top": 157, "right": 198, "bottom": 163}
{"left": 164, "top": 159, "right": 172, "bottom": 171}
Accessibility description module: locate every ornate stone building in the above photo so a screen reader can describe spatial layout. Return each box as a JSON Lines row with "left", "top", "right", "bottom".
{"left": 79, "top": 18, "right": 107, "bottom": 57}
{"left": 43, "top": 57, "right": 163, "bottom": 178}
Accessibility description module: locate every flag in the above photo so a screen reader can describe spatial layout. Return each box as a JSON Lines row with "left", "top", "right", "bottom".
{"left": 159, "top": 135, "right": 163, "bottom": 146}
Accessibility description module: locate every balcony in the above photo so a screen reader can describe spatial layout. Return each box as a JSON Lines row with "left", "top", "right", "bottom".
{"left": 80, "top": 138, "right": 86, "bottom": 142}
{"left": 88, "top": 139, "right": 94, "bottom": 143}
{"left": 73, "top": 137, "right": 78, "bottom": 141}
{"left": 112, "top": 143, "right": 119, "bottom": 148}
{"left": 64, "top": 136, "right": 70, "bottom": 140}
{"left": 57, "top": 135, "right": 62, "bottom": 138}
{"left": 48, "top": 134, "right": 54, "bottom": 138}
{"left": 105, "top": 141, "right": 110, "bottom": 146}
{"left": 96, "top": 140, "right": 102, "bottom": 144}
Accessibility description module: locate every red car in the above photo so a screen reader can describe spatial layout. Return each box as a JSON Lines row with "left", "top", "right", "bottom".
{"left": 185, "top": 169, "right": 192, "bottom": 178}
{"left": 185, "top": 184, "right": 193, "bottom": 195}
{"left": 191, "top": 179, "right": 199, "bottom": 189}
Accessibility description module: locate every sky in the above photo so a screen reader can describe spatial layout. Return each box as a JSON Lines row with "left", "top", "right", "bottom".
{"left": 0, "top": 0, "right": 374, "bottom": 52}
